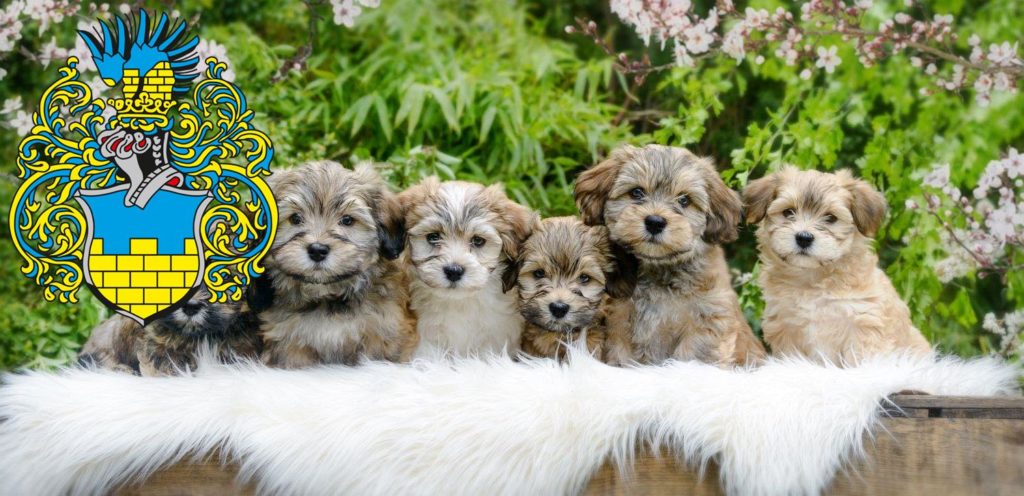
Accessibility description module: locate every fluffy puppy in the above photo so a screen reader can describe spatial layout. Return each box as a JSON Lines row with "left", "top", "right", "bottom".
{"left": 515, "top": 217, "right": 623, "bottom": 361}
{"left": 251, "top": 161, "right": 414, "bottom": 367}
{"left": 743, "top": 166, "right": 931, "bottom": 363}
{"left": 575, "top": 144, "right": 765, "bottom": 367}
{"left": 398, "top": 178, "right": 538, "bottom": 358}
{"left": 77, "top": 287, "right": 261, "bottom": 376}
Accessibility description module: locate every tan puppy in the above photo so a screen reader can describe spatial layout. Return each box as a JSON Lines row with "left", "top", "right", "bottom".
{"left": 515, "top": 217, "right": 628, "bottom": 361}
{"left": 252, "top": 161, "right": 414, "bottom": 367}
{"left": 398, "top": 178, "right": 538, "bottom": 359}
{"left": 743, "top": 166, "right": 930, "bottom": 364}
{"left": 77, "top": 287, "right": 261, "bottom": 376}
{"left": 575, "top": 144, "right": 765, "bottom": 367}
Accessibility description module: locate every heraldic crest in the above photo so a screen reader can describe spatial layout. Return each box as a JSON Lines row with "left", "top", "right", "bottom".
{"left": 9, "top": 9, "right": 277, "bottom": 325}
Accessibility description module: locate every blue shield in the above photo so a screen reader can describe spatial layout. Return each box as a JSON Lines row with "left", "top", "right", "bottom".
{"left": 76, "top": 184, "right": 212, "bottom": 324}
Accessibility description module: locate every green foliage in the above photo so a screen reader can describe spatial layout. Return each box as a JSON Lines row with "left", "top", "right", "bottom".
{"left": 1, "top": 0, "right": 1021, "bottom": 368}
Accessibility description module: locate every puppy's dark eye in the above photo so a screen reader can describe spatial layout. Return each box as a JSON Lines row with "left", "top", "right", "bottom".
{"left": 629, "top": 187, "right": 646, "bottom": 200}
{"left": 579, "top": 274, "right": 591, "bottom": 284}
{"left": 782, "top": 208, "right": 796, "bottom": 220}
{"left": 678, "top": 195, "right": 690, "bottom": 208}
{"left": 426, "top": 232, "right": 441, "bottom": 244}
{"left": 340, "top": 215, "right": 354, "bottom": 226}
{"left": 470, "top": 236, "right": 486, "bottom": 248}
{"left": 533, "top": 269, "right": 546, "bottom": 279}
{"left": 824, "top": 213, "right": 838, "bottom": 224}
{"left": 289, "top": 213, "right": 303, "bottom": 225}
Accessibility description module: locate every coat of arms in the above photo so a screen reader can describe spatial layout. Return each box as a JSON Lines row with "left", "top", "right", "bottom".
{"left": 9, "top": 10, "right": 277, "bottom": 324}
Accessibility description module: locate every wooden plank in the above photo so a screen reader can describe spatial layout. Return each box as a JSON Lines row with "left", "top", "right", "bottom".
{"left": 891, "top": 394, "right": 1024, "bottom": 410}
{"left": 888, "top": 394, "right": 1024, "bottom": 419}
{"left": 829, "top": 419, "right": 1024, "bottom": 496}
{"left": 118, "top": 396, "right": 1024, "bottom": 496}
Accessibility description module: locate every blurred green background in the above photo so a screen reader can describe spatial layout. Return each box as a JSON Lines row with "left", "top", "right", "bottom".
{"left": 1, "top": 0, "right": 1022, "bottom": 369}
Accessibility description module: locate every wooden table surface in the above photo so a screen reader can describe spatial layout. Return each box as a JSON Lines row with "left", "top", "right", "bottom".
{"left": 119, "top": 394, "right": 1024, "bottom": 496}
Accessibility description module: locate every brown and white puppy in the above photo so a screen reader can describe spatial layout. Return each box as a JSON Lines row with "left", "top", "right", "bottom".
{"left": 77, "top": 287, "right": 261, "bottom": 376}
{"left": 575, "top": 144, "right": 766, "bottom": 367}
{"left": 515, "top": 217, "right": 626, "bottom": 361}
{"left": 251, "top": 161, "right": 414, "bottom": 367}
{"left": 398, "top": 178, "right": 538, "bottom": 359}
{"left": 743, "top": 166, "right": 930, "bottom": 364}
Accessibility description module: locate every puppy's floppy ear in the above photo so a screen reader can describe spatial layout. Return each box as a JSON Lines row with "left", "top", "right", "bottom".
{"left": 742, "top": 173, "right": 779, "bottom": 224}
{"left": 375, "top": 190, "right": 406, "bottom": 260}
{"left": 699, "top": 158, "right": 742, "bottom": 245}
{"left": 841, "top": 170, "right": 888, "bottom": 237}
{"left": 574, "top": 146, "right": 635, "bottom": 225}
{"left": 246, "top": 271, "right": 275, "bottom": 313}
{"left": 485, "top": 185, "right": 539, "bottom": 293}
{"left": 396, "top": 176, "right": 439, "bottom": 215}
{"left": 354, "top": 162, "right": 407, "bottom": 260}
{"left": 501, "top": 253, "right": 521, "bottom": 293}
{"left": 587, "top": 224, "right": 636, "bottom": 298}
{"left": 606, "top": 241, "right": 638, "bottom": 299}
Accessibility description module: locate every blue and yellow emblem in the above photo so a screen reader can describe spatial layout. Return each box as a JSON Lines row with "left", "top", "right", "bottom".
{"left": 9, "top": 10, "right": 277, "bottom": 324}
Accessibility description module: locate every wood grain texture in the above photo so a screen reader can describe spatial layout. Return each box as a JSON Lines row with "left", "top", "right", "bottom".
{"left": 115, "top": 395, "right": 1024, "bottom": 496}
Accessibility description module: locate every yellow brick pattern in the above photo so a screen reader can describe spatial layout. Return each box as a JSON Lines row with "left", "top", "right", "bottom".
{"left": 88, "top": 237, "right": 200, "bottom": 319}
{"left": 121, "top": 63, "right": 175, "bottom": 101}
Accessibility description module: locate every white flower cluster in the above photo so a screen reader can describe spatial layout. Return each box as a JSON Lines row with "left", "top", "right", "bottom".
{"left": 982, "top": 311, "right": 1024, "bottom": 358}
{"left": 1, "top": 95, "right": 33, "bottom": 134}
{"left": 594, "top": 0, "right": 1022, "bottom": 102}
{"left": 610, "top": 0, "right": 719, "bottom": 67}
{"left": 329, "top": 0, "right": 380, "bottom": 28}
{"left": 0, "top": 0, "right": 78, "bottom": 56}
{"left": 918, "top": 149, "right": 1024, "bottom": 283}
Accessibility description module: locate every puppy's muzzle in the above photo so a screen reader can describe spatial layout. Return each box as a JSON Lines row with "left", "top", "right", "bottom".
{"left": 548, "top": 301, "right": 570, "bottom": 319}
{"left": 306, "top": 243, "right": 331, "bottom": 262}
{"left": 443, "top": 264, "right": 465, "bottom": 282}
{"left": 644, "top": 215, "right": 667, "bottom": 235}
{"left": 795, "top": 231, "right": 815, "bottom": 249}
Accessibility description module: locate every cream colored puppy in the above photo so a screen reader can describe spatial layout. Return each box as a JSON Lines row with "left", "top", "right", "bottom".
{"left": 398, "top": 178, "right": 539, "bottom": 359}
{"left": 743, "top": 167, "right": 931, "bottom": 364}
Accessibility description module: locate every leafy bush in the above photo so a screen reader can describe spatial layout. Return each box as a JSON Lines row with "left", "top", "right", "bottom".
{"left": 1, "top": 0, "right": 1021, "bottom": 369}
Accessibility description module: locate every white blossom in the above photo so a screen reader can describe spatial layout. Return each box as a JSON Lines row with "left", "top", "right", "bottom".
{"left": 815, "top": 45, "right": 840, "bottom": 73}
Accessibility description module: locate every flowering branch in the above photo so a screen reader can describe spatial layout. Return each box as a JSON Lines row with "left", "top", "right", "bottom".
{"left": 913, "top": 149, "right": 1024, "bottom": 283}
{"left": 568, "top": 1, "right": 1022, "bottom": 105}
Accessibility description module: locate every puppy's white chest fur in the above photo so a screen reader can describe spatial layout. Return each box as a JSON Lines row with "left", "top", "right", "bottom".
{"left": 410, "top": 274, "right": 523, "bottom": 358}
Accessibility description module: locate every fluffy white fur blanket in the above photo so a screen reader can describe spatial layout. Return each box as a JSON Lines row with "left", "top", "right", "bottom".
{"left": 0, "top": 351, "right": 1018, "bottom": 496}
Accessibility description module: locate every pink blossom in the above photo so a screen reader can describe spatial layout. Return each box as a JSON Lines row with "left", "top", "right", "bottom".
{"left": 987, "top": 42, "right": 1019, "bottom": 66}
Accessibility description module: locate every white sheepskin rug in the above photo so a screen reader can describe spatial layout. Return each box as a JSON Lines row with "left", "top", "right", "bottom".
{"left": 0, "top": 351, "right": 1018, "bottom": 496}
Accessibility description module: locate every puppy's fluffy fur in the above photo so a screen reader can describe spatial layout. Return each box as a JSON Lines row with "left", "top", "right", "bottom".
{"left": 515, "top": 217, "right": 622, "bottom": 361}
{"left": 743, "top": 167, "right": 930, "bottom": 363}
{"left": 398, "top": 178, "right": 538, "bottom": 358}
{"left": 78, "top": 287, "right": 260, "bottom": 376}
{"left": 576, "top": 144, "right": 765, "bottom": 367}
{"left": 252, "top": 161, "right": 414, "bottom": 367}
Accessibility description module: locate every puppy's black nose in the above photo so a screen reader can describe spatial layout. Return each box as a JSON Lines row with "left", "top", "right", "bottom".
{"left": 795, "top": 231, "right": 815, "bottom": 249}
{"left": 549, "top": 301, "right": 570, "bottom": 319}
{"left": 644, "top": 215, "right": 667, "bottom": 235}
{"left": 443, "top": 264, "right": 465, "bottom": 282}
{"left": 181, "top": 302, "right": 203, "bottom": 316}
{"left": 307, "top": 243, "right": 330, "bottom": 262}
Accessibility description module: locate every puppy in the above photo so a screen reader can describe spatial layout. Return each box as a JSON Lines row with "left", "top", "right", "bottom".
{"left": 398, "top": 178, "right": 538, "bottom": 358}
{"left": 575, "top": 144, "right": 765, "bottom": 367}
{"left": 515, "top": 217, "right": 628, "bottom": 361}
{"left": 251, "top": 161, "right": 414, "bottom": 367}
{"left": 77, "top": 287, "right": 261, "bottom": 376}
{"left": 743, "top": 167, "right": 931, "bottom": 363}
